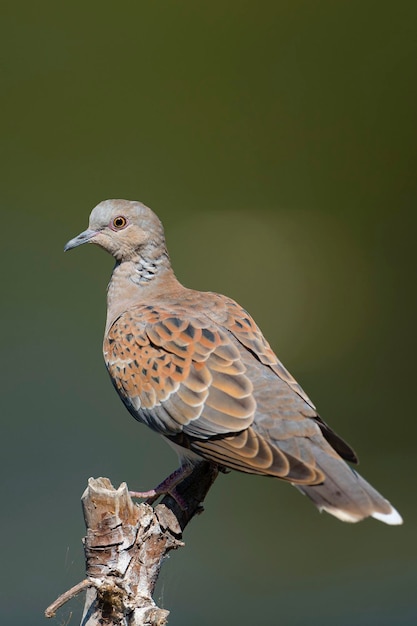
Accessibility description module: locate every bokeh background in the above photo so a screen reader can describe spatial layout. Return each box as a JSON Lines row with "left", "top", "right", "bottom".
{"left": 2, "top": 2, "right": 416, "bottom": 625}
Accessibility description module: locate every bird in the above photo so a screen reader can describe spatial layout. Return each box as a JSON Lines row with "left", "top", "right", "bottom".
{"left": 65, "top": 199, "right": 402, "bottom": 525}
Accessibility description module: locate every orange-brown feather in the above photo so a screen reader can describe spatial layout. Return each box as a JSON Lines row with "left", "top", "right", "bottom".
{"left": 103, "top": 296, "right": 353, "bottom": 484}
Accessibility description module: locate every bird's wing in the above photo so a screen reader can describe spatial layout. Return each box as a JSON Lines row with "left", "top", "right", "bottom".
{"left": 104, "top": 303, "right": 256, "bottom": 438}
{"left": 104, "top": 299, "right": 352, "bottom": 483}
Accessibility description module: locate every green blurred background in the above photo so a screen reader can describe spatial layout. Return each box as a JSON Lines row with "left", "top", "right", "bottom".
{"left": 2, "top": 1, "right": 416, "bottom": 624}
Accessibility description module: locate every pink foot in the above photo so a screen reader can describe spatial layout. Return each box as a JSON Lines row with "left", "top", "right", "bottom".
{"left": 129, "top": 465, "right": 193, "bottom": 509}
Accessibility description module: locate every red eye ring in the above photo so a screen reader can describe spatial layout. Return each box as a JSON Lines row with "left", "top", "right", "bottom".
{"left": 112, "top": 216, "right": 127, "bottom": 229}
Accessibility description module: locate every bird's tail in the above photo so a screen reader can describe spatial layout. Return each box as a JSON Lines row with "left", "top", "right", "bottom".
{"left": 294, "top": 451, "right": 402, "bottom": 525}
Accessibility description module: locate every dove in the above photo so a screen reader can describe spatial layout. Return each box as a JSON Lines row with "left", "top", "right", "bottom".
{"left": 65, "top": 199, "right": 402, "bottom": 525}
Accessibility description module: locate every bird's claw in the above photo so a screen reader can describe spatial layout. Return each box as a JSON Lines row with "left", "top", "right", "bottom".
{"left": 129, "top": 465, "right": 193, "bottom": 510}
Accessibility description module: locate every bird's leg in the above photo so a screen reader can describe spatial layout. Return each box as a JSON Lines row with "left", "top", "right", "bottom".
{"left": 129, "top": 465, "right": 194, "bottom": 509}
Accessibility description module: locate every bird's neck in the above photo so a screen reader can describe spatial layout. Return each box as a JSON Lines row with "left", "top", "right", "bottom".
{"left": 105, "top": 252, "right": 179, "bottom": 334}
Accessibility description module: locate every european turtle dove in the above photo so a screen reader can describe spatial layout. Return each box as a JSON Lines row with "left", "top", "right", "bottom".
{"left": 65, "top": 199, "right": 402, "bottom": 525}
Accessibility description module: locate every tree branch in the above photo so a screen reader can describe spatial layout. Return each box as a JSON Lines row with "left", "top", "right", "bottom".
{"left": 45, "top": 462, "right": 219, "bottom": 625}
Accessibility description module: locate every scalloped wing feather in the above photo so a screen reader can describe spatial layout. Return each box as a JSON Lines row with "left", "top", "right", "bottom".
{"left": 104, "top": 306, "right": 256, "bottom": 438}
{"left": 103, "top": 296, "right": 354, "bottom": 483}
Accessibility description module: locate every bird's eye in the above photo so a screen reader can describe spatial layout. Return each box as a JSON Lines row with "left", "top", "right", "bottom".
{"left": 112, "top": 216, "right": 127, "bottom": 229}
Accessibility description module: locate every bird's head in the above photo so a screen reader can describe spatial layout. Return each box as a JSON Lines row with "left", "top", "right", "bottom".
{"left": 64, "top": 199, "right": 166, "bottom": 262}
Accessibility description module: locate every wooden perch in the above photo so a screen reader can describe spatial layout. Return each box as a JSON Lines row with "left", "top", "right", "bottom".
{"left": 45, "top": 462, "right": 219, "bottom": 625}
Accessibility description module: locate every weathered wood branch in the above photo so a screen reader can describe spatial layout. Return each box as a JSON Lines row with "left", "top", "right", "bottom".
{"left": 45, "top": 462, "right": 218, "bottom": 625}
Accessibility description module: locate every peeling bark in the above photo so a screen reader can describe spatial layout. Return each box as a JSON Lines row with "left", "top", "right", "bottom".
{"left": 45, "top": 462, "right": 218, "bottom": 625}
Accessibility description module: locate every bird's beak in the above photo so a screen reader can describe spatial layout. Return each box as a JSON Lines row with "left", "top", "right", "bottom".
{"left": 64, "top": 228, "right": 98, "bottom": 252}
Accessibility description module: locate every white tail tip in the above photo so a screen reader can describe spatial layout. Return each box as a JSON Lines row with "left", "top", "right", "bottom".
{"left": 318, "top": 503, "right": 403, "bottom": 525}
{"left": 372, "top": 506, "right": 403, "bottom": 525}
